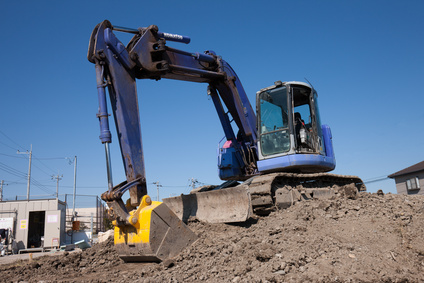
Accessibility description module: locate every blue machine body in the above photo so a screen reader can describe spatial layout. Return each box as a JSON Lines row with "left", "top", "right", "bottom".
{"left": 218, "top": 123, "right": 336, "bottom": 179}
{"left": 255, "top": 125, "right": 336, "bottom": 173}
{"left": 218, "top": 146, "right": 243, "bottom": 180}
{"left": 219, "top": 124, "right": 336, "bottom": 177}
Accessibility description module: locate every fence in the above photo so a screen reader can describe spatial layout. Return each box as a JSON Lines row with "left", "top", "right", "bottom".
{"left": 64, "top": 194, "right": 107, "bottom": 234}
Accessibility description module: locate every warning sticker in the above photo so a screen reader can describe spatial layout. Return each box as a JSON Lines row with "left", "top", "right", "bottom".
{"left": 20, "top": 219, "right": 27, "bottom": 229}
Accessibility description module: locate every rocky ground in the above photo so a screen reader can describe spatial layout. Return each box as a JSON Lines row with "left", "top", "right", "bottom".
{"left": 0, "top": 191, "right": 423, "bottom": 282}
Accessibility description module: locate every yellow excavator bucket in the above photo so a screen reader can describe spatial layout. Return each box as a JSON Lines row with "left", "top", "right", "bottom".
{"left": 114, "top": 196, "right": 197, "bottom": 262}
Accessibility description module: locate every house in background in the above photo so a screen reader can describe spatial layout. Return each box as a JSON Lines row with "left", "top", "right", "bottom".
{"left": 388, "top": 161, "right": 424, "bottom": 195}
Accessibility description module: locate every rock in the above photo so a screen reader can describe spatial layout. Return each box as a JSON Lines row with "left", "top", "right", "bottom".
{"left": 232, "top": 276, "right": 241, "bottom": 282}
{"left": 29, "top": 262, "right": 40, "bottom": 269}
{"left": 163, "top": 258, "right": 175, "bottom": 269}
{"left": 273, "top": 270, "right": 286, "bottom": 275}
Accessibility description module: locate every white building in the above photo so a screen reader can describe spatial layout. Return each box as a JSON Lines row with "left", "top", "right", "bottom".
{"left": 0, "top": 199, "right": 66, "bottom": 252}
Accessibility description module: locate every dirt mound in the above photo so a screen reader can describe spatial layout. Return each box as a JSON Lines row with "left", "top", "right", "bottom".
{"left": 1, "top": 192, "right": 423, "bottom": 282}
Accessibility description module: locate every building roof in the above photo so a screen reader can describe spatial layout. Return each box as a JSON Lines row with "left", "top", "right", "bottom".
{"left": 388, "top": 160, "right": 424, "bottom": 178}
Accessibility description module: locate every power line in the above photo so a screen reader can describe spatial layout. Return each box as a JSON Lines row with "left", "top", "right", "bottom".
{"left": 0, "top": 175, "right": 56, "bottom": 196}
{"left": 0, "top": 130, "right": 27, "bottom": 151}
{"left": 1, "top": 182, "right": 107, "bottom": 190}
{"left": 37, "top": 184, "right": 105, "bottom": 189}
{"left": 161, "top": 185, "right": 188, "bottom": 188}
{"left": 0, "top": 160, "right": 55, "bottom": 196}
{"left": 0, "top": 162, "right": 28, "bottom": 179}
{"left": 32, "top": 154, "right": 62, "bottom": 175}
{"left": 0, "top": 129, "right": 69, "bottom": 176}
{"left": 0, "top": 141, "right": 18, "bottom": 151}
{"left": 31, "top": 161, "right": 55, "bottom": 177}
{"left": 14, "top": 153, "right": 57, "bottom": 178}
{"left": 149, "top": 184, "right": 187, "bottom": 188}
{"left": 1, "top": 152, "right": 72, "bottom": 181}
{"left": 0, "top": 141, "right": 71, "bottom": 195}
{"left": 6, "top": 182, "right": 191, "bottom": 189}
{"left": 1, "top": 149, "right": 69, "bottom": 178}
{"left": 184, "top": 178, "right": 191, "bottom": 193}
{"left": 2, "top": 180, "right": 25, "bottom": 185}
{"left": 0, "top": 152, "right": 27, "bottom": 159}
{"left": 33, "top": 157, "right": 69, "bottom": 160}
{"left": 363, "top": 175, "right": 389, "bottom": 182}
{"left": 364, "top": 177, "right": 389, "bottom": 184}
{"left": 30, "top": 178, "right": 55, "bottom": 195}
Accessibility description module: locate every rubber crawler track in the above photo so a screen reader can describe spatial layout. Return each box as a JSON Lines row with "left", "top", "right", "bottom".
{"left": 238, "top": 173, "right": 366, "bottom": 216}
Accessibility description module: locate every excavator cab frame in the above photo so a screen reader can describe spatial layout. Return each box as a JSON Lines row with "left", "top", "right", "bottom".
{"left": 255, "top": 81, "right": 336, "bottom": 174}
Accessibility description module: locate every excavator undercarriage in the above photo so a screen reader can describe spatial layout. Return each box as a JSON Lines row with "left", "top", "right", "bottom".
{"left": 164, "top": 173, "right": 365, "bottom": 223}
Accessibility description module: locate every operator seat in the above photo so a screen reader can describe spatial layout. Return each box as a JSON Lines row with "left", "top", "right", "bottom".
{"left": 294, "top": 112, "right": 304, "bottom": 147}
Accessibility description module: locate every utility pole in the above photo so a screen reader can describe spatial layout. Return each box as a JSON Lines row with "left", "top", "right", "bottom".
{"left": 189, "top": 178, "right": 199, "bottom": 192}
{"left": 17, "top": 144, "right": 32, "bottom": 200}
{"left": 66, "top": 156, "right": 77, "bottom": 245}
{"left": 52, "top": 173, "right": 63, "bottom": 199}
{"left": 153, "top": 181, "right": 162, "bottom": 201}
{"left": 0, "top": 180, "right": 7, "bottom": 201}
{"left": 72, "top": 156, "right": 77, "bottom": 219}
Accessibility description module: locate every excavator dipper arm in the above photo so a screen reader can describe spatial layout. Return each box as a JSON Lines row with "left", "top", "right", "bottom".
{"left": 87, "top": 20, "right": 257, "bottom": 261}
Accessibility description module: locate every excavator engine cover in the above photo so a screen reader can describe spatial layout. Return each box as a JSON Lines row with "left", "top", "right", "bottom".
{"left": 114, "top": 196, "right": 197, "bottom": 262}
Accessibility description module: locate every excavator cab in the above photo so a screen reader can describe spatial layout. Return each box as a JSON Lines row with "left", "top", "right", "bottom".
{"left": 256, "top": 81, "right": 335, "bottom": 174}
{"left": 217, "top": 80, "right": 335, "bottom": 180}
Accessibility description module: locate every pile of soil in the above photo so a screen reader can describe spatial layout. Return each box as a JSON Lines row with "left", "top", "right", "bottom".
{"left": 1, "top": 192, "right": 423, "bottom": 282}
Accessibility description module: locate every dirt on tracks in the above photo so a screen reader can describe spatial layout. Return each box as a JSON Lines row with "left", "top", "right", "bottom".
{"left": 1, "top": 192, "right": 423, "bottom": 282}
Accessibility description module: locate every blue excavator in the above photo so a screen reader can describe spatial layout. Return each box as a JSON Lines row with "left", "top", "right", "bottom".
{"left": 88, "top": 20, "right": 365, "bottom": 262}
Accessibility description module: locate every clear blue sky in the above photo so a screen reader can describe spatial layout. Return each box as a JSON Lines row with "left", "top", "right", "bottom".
{"left": 1, "top": 1, "right": 423, "bottom": 203}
